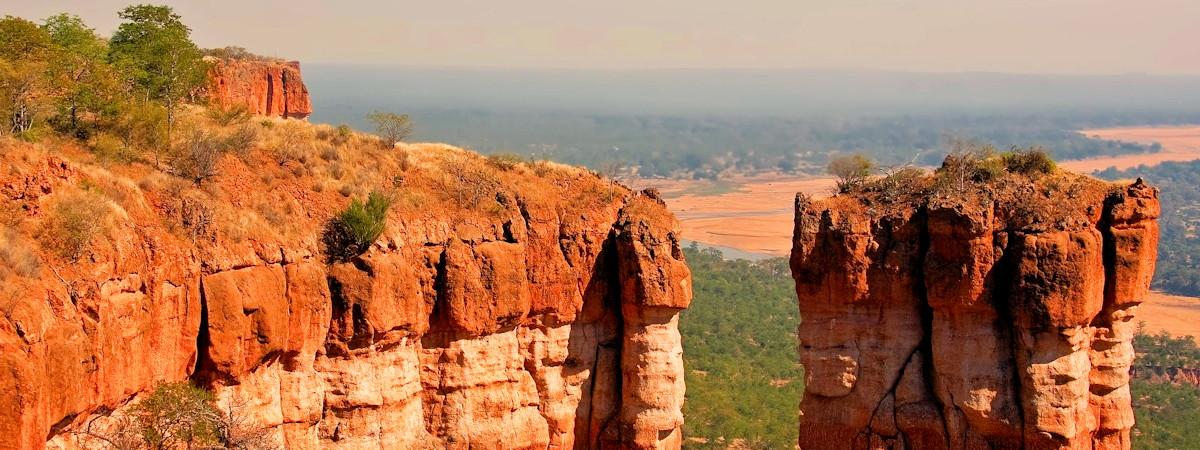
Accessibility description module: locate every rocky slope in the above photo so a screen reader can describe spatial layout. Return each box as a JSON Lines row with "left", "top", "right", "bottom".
{"left": 0, "top": 121, "right": 690, "bottom": 449}
{"left": 204, "top": 57, "right": 312, "bottom": 119}
{"left": 791, "top": 169, "right": 1159, "bottom": 450}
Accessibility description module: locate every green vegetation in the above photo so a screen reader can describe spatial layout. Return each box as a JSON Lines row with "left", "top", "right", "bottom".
{"left": 1096, "top": 161, "right": 1200, "bottom": 296}
{"left": 1135, "top": 331, "right": 1200, "bottom": 370}
{"left": 367, "top": 110, "right": 412, "bottom": 147}
{"left": 0, "top": 5, "right": 211, "bottom": 165}
{"left": 324, "top": 191, "right": 393, "bottom": 261}
{"left": 680, "top": 245, "right": 800, "bottom": 449}
{"left": 1001, "top": 147, "right": 1056, "bottom": 175}
{"left": 109, "top": 4, "right": 207, "bottom": 143}
{"left": 206, "top": 104, "right": 252, "bottom": 126}
{"left": 1131, "top": 331, "right": 1200, "bottom": 449}
{"left": 1131, "top": 380, "right": 1200, "bottom": 449}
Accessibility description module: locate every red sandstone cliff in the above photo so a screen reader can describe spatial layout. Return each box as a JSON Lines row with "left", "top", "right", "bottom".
{"left": 204, "top": 57, "right": 312, "bottom": 119}
{"left": 0, "top": 128, "right": 690, "bottom": 449}
{"left": 791, "top": 170, "right": 1158, "bottom": 450}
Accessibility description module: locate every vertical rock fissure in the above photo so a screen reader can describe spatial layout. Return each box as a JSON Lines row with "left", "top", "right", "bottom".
{"left": 582, "top": 343, "right": 604, "bottom": 446}
{"left": 993, "top": 227, "right": 1028, "bottom": 443}
{"left": 191, "top": 277, "right": 212, "bottom": 384}
{"left": 281, "top": 71, "right": 289, "bottom": 118}
{"left": 264, "top": 73, "right": 275, "bottom": 116}
{"left": 912, "top": 207, "right": 951, "bottom": 447}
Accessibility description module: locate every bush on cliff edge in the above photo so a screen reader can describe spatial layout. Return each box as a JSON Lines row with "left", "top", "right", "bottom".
{"left": 324, "top": 191, "right": 393, "bottom": 261}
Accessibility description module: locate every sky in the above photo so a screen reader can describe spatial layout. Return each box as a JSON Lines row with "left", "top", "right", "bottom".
{"left": 7, "top": 0, "right": 1200, "bottom": 74}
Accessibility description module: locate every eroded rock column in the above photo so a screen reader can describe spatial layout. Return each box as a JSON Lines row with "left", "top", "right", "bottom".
{"left": 792, "top": 178, "right": 1159, "bottom": 450}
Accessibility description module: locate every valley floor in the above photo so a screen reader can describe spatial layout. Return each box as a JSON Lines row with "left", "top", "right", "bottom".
{"left": 1138, "top": 292, "right": 1200, "bottom": 338}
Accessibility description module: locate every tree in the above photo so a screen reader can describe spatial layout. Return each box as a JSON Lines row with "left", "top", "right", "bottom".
{"left": 43, "top": 13, "right": 118, "bottom": 138}
{"left": 109, "top": 5, "right": 207, "bottom": 150}
{"left": 129, "top": 382, "right": 221, "bottom": 450}
{"left": 366, "top": 111, "right": 412, "bottom": 147}
{"left": 0, "top": 16, "right": 54, "bottom": 135}
{"left": 827, "top": 153, "right": 874, "bottom": 193}
{"left": 214, "top": 394, "right": 280, "bottom": 450}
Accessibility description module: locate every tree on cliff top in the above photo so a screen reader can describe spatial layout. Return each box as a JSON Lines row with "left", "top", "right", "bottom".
{"left": 0, "top": 16, "right": 54, "bottom": 136}
{"left": 109, "top": 4, "right": 206, "bottom": 153}
{"left": 43, "top": 13, "right": 120, "bottom": 139}
{"left": 367, "top": 111, "right": 412, "bottom": 148}
{"left": 827, "top": 153, "right": 874, "bottom": 193}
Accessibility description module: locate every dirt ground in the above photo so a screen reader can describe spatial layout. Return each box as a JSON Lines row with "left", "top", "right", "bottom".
{"left": 1137, "top": 292, "right": 1200, "bottom": 338}
{"left": 634, "top": 174, "right": 834, "bottom": 257}
{"left": 1064, "top": 125, "right": 1200, "bottom": 172}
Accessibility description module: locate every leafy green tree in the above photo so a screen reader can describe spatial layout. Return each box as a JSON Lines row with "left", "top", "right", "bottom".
{"left": 367, "top": 111, "right": 412, "bottom": 147}
{"left": 0, "top": 16, "right": 54, "bottom": 135}
{"left": 43, "top": 13, "right": 119, "bottom": 138}
{"left": 109, "top": 4, "right": 207, "bottom": 149}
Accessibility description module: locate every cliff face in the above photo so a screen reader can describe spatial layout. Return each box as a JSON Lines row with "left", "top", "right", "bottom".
{"left": 205, "top": 57, "right": 312, "bottom": 119}
{"left": 791, "top": 173, "right": 1158, "bottom": 450}
{"left": 0, "top": 134, "right": 690, "bottom": 449}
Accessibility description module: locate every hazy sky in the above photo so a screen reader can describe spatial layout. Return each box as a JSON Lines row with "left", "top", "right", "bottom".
{"left": 8, "top": 0, "right": 1200, "bottom": 74}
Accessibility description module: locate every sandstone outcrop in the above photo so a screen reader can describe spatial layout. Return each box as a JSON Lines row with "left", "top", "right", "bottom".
{"left": 791, "top": 171, "right": 1159, "bottom": 450}
{"left": 0, "top": 134, "right": 690, "bottom": 449}
{"left": 204, "top": 57, "right": 312, "bottom": 119}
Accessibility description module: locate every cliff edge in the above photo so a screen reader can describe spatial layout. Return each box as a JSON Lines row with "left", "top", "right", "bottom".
{"left": 0, "top": 119, "right": 690, "bottom": 449}
{"left": 791, "top": 161, "right": 1158, "bottom": 450}
{"left": 204, "top": 56, "right": 312, "bottom": 119}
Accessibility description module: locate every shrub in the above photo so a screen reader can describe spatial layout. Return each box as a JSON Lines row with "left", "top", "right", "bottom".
{"left": 90, "top": 132, "right": 140, "bottom": 164}
{"left": 222, "top": 124, "right": 259, "bottom": 156}
{"left": 40, "top": 191, "right": 109, "bottom": 261}
{"left": 1002, "top": 147, "right": 1056, "bottom": 176}
{"left": 367, "top": 111, "right": 412, "bottom": 148}
{"left": 174, "top": 129, "right": 224, "bottom": 184}
{"left": 205, "top": 104, "right": 251, "bottom": 127}
{"left": 864, "top": 166, "right": 927, "bottom": 202}
{"left": 935, "top": 140, "right": 1004, "bottom": 193}
{"left": 486, "top": 152, "right": 525, "bottom": 171}
{"left": 324, "top": 191, "right": 392, "bottom": 261}
{"left": 332, "top": 124, "right": 353, "bottom": 146}
{"left": 827, "top": 153, "right": 874, "bottom": 193}
{"left": 318, "top": 145, "right": 340, "bottom": 162}
{"left": 268, "top": 120, "right": 312, "bottom": 165}
{"left": 79, "top": 381, "right": 276, "bottom": 450}
{"left": 203, "top": 46, "right": 271, "bottom": 61}
{"left": 130, "top": 382, "right": 221, "bottom": 449}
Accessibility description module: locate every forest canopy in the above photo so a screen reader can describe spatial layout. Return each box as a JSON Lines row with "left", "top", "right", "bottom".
{"left": 0, "top": 5, "right": 207, "bottom": 160}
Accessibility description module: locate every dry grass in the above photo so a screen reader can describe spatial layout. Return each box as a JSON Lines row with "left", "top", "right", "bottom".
{"left": 38, "top": 190, "right": 112, "bottom": 261}
{"left": 1, "top": 106, "right": 631, "bottom": 269}
{"left": 0, "top": 227, "right": 40, "bottom": 277}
